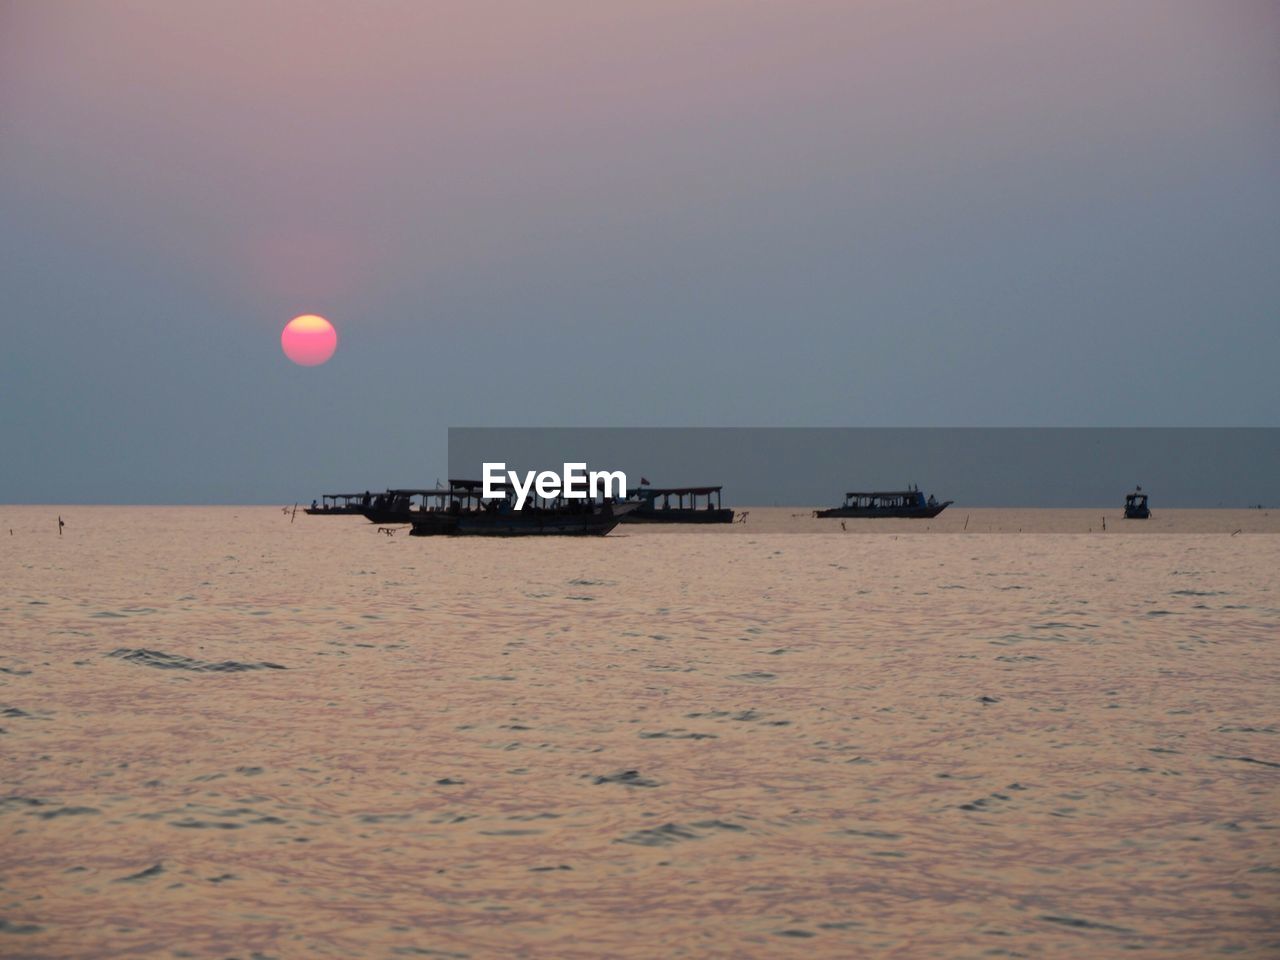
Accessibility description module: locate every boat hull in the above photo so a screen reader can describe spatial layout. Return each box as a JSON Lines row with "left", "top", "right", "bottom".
{"left": 359, "top": 507, "right": 424, "bottom": 524}
{"left": 816, "top": 500, "right": 953, "bottom": 519}
{"left": 621, "top": 508, "right": 735, "bottom": 524}
{"left": 410, "top": 504, "right": 636, "bottom": 537}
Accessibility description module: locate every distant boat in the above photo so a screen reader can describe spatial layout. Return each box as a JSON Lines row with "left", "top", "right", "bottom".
{"left": 407, "top": 480, "right": 637, "bottom": 537}
{"left": 815, "top": 485, "right": 952, "bottom": 519}
{"left": 1123, "top": 487, "right": 1151, "bottom": 519}
{"left": 622, "top": 485, "right": 734, "bottom": 524}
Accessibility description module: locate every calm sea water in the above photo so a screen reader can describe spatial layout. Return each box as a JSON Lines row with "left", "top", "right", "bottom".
{"left": 2, "top": 507, "right": 1278, "bottom": 958}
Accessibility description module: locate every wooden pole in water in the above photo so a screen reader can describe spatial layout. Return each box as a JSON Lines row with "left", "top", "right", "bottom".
{"left": 963, "top": 514, "right": 969, "bottom": 531}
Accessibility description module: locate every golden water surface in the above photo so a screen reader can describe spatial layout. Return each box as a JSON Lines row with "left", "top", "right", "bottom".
{"left": 2, "top": 507, "right": 1278, "bottom": 958}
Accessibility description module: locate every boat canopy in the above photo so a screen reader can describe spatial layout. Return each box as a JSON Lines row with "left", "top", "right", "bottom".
{"left": 844, "top": 490, "right": 926, "bottom": 499}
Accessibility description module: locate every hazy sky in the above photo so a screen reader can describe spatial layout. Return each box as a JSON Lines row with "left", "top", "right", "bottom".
{"left": 450, "top": 428, "right": 1280, "bottom": 506}
{"left": 2, "top": 1, "right": 1277, "bottom": 503}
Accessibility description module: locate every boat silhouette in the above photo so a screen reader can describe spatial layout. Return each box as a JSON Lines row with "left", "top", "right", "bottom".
{"left": 816, "top": 485, "right": 952, "bottom": 519}
{"left": 1123, "top": 486, "right": 1151, "bottom": 519}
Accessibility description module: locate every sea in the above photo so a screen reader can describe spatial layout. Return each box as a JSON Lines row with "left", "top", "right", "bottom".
{"left": 2, "top": 506, "right": 1278, "bottom": 958}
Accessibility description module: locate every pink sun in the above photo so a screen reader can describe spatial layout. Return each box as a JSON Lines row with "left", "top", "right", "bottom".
{"left": 281, "top": 314, "right": 338, "bottom": 366}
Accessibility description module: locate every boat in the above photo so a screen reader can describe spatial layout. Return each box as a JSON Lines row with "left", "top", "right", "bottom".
{"left": 622, "top": 485, "right": 734, "bottom": 524}
{"left": 815, "top": 485, "right": 952, "bottom": 519}
{"left": 305, "top": 493, "right": 373, "bottom": 516}
{"left": 408, "top": 480, "right": 637, "bottom": 536}
{"left": 1123, "top": 487, "right": 1150, "bottom": 519}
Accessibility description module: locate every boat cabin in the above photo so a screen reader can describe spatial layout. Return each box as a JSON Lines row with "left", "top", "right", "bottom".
{"left": 386, "top": 488, "right": 458, "bottom": 512}
{"left": 307, "top": 493, "right": 369, "bottom": 514}
{"left": 1124, "top": 488, "right": 1150, "bottom": 519}
{"left": 839, "top": 489, "right": 937, "bottom": 511}
{"left": 631, "top": 485, "right": 725, "bottom": 512}
{"left": 445, "top": 479, "right": 603, "bottom": 513}
{"left": 375, "top": 483, "right": 512, "bottom": 515}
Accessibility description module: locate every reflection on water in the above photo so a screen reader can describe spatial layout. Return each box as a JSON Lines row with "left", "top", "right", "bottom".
{"left": 1, "top": 507, "right": 1278, "bottom": 958}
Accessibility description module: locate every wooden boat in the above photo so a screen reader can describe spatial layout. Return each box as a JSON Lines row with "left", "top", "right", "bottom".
{"left": 1123, "top": 487, "right": 1151, "bottom": 519}
{"left": 407, "top": 480, "right": 637, "bottom": 537}
{"left": 305, "top": 493, "right": 371, "bottom": 516}
{"left": 816, "top": 485, "right": 952, "bottom": 519}
{"left": 622, "top": 485, "right": 734, "bottom": 524}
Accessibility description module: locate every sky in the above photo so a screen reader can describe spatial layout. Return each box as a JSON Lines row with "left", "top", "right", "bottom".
{"left": 1, "top": 1, "right": 1277, "bottom": 503}
{"left": 448, "top": 428, "right": 1280, "bottom": 507}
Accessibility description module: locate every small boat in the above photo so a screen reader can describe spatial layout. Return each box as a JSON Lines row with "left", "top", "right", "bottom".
{"left": 408, "top": 480, "right": 637, "bottom": 537}
{"left": 1123, "top": 487, "right": 1151, "bottom": 519}
{"left": 622, "top": 485, "right": 734, "bottom": 524}
{"left": 816, "top": 485, "right": 952, "bottom": 519}
{"left": 305, "top": 493, "right": 372, "bottom": 516}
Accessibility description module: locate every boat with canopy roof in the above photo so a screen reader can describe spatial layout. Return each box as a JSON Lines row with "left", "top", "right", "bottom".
{"left": 405, "top": 480, "right": 637, "bottom": 536}
{"left": 815, "top": 485, "right": 952, "bottom": 519}
{"left": 622, "top": 484, "right": 734, "bottom": 524}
